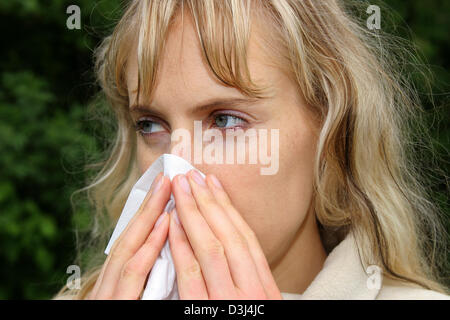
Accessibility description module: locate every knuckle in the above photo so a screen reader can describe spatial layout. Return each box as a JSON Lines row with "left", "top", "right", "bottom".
{"left": 141, "top": 241, "right": 160, "bottom": 259}
{"left": 227, "top": 231, "right": 248, "bottom": 250}
{"left": 143, "top": 233, "right": 159, "bottom": 250}
{"left": 198, "top": 194, "right": 217, "bottom": 209}
{"left": 180, "top": 261, "right": 202, "bottom": 281}
{"left": 121, "top": 259, "right": 147, "bottom": 279}
{"left": 110, "top": 243, "right": 128, "bottom": 261}
{"left": 204, "top": 238, "right": 225, "bottom": 259}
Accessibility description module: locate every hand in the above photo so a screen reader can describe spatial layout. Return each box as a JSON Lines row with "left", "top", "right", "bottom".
{"left": 168, "top": 170, "right": 283, "bottom": 300}
{"left": 88, "top": 172, "right": 171, "bottom": 299}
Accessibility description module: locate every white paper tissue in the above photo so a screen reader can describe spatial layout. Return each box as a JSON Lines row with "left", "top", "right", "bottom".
{"left": 104, "top": 153, "right": 205, "bottom": 300}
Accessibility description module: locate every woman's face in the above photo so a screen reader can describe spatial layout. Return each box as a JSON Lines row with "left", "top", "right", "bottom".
{"left": 125, "top": 12, "right": 324, "bottom": 282}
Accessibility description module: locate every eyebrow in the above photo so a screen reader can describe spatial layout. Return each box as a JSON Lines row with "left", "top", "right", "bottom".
{"left": 129, "top": 97, "right": 261, "bottom": 117}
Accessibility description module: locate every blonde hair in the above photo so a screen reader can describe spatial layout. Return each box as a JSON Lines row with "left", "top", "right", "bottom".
{"left": 55, "top": 0, "right": 449, "bottom": 299}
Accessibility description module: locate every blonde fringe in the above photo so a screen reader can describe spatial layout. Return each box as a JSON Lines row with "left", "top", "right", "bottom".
{"left": 55, "top": 0, "right": 449, "bottom": 299}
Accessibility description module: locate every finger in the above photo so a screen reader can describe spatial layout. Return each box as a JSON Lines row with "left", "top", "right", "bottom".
{"left": 186, "top": 170, "right": 266, "bottom": 298}
{"left": 168, "top": 211, "right": 208, "bottom": 300}
{"left": 206, "top": 173, "right": 282, "bottom": 300}
{"left": 112, "top": 212, "right": 170, "bottom": 299}
{"left": 171, "top": 174, "right": 235, "bottom": 299}
{"left": 96, "top": 174, "right": 170, "bottom": 299}
{"left": 90, "top": 172, "right": 164, "bottom": 298}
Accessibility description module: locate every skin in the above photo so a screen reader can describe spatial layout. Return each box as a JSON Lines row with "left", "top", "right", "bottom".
{"left": 89, "top": 10, "right": 327, "bottom": 299}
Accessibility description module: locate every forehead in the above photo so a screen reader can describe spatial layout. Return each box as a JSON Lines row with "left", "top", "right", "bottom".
{"left": 125, "top": 9, "right": 280, "bottom": 108}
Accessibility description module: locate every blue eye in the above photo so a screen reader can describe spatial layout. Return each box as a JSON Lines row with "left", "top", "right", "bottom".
{"left": 134, "top": 119, "right": 165, "bottom": 135}
{"left": 213, "top": 114, "right": 246, "bottom": 129}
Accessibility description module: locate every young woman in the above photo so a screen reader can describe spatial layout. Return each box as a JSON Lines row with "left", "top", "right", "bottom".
{"left": 55, "top": 0, "right": 449, "bottom": 299}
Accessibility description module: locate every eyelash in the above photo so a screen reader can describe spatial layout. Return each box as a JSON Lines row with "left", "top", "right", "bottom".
{"left": 133, "top": 112, "right": 248, "bottom": 138}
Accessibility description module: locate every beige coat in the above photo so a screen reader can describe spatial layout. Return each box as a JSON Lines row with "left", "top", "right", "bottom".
{"left": 281, "top": 232, "right": 449, "bottom": 300}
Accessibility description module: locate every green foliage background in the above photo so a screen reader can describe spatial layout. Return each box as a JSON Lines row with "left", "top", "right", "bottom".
{"left": 0, "top": 0, "right": 448, "bottom": 299}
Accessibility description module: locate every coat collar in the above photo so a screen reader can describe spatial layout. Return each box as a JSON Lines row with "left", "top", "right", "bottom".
{"left": 281, "top": 231, "right": 381, "bottom": 300}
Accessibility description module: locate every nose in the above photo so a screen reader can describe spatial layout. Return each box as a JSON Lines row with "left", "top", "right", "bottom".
{"left": 168, "top": 119, "right": 213, "bottom": 175}
{"left": 167, "top": 119, "right": 199, "bottom": 164}
{"left": 169, "top": 144, "right": 191, "bottom": 163}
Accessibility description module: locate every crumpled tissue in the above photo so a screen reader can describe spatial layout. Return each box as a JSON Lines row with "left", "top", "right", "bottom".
{"left": 104, "top": 153, "right": 205, "bottom": 300}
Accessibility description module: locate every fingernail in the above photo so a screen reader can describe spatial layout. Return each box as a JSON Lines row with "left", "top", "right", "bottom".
{"left": 152, "top": 174, "right": 164, "bottom": 193}
{"left": 178, "top": 174, "right": 191, "bottom": 194}
{"left": 190, "top": 170, "right": 206, "bottom": 187}
{"left": 154, "top": 212, "right": 167, "bottom": 229}
{"left": 209, "top": 174, "right": 223, "bottom": 189}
